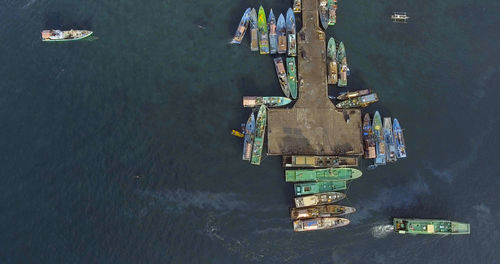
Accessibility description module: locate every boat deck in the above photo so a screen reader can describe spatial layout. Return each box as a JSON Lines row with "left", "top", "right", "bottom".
{"left": 267, "top": 0, "right": 363, "bottom": 156}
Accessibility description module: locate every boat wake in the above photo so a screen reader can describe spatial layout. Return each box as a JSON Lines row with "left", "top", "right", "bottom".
{"left": 371, "top": 224, "right": 393, "bottom": 239}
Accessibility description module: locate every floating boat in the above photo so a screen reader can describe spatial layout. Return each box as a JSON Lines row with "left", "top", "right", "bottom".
{"left": 393, "top": 218, "right": 470, "bottom": 235}
{"left": 41, "top": 30, "right": 93, "bottom": 42}
{"left": 286, "top": 8, "right": 297, "bottom": 57}
{"left": 282, "top": 155, "right": 358, "bottom": 168}
{"left": 319, "top": 0, "right": 329, "bottom": 30}
{"left": 383, "top": 117, "right": 397, "bottom": 162}
{"left": 327, "top": 38, "right": 338, "bottom": 84}
{"left": 328, "top": 0, "right": 337, "bottom": 26}
{"left": 242, "top": 113, "right": 255, "bottom": 160}
{"left": 337, "top": 89, "right": 371, "bottom": 100}
{"left": 294, "top": 192, "right": 346, "bottom": 208}
{"left": 294, "top": 181, "right": 347, "bottom": 196}
{"left": 391, "top": 12, "right": 410, "bottom": 23}
{"left": 250, "top": 105, "right": 267, "bottom": 165}
{"left": 373, "top": 111, "right": 386, "bottom": 165}
{"left": 286, "top": 168, "right": 362, "bottom": 182}
{"left": 257, "top": 6, "right": 270, "bottom": 54}
{"left": 293, "top": 0, "right": 302, "bottom": 13}
{"left": 363, "top": 114, "right": 376, "bottom": 159}
{"left": 286, "top": 57, "right": 298, "bottom": 99}
{"left": 249, "top": 8, "right": 258, "bottom": 51}
{"left": 242, "top": 96, "right": 292, "bottom": 107}
{"left": 273, "top": 57, "right": 290, "bottom": 97}
{"left": 294, "top": 217, "right": 349, "bottom": 232}
{"left": 393, "top": 118, "right": 407, "bottom": 158}
{"left": 268, "top": 9, "right": 278, "bottom": 54}
{"left": 291, "top": 205, "right": 355, "bottom": 220}
{"left": 335, "top": 93, "right": 379, "bottom": 108}
{"left": 230, "top": 8, "right": 251, "bottom": 44}
{"left": 277, "top": 14, "right": 287, "bottom": 54}
{"left": 336, "top": 41, "right": 349, "bottom": 87}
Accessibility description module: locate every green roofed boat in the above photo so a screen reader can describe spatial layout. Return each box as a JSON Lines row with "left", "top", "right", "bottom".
{"left": 242, "top": 96, "right": 292, "bottom": 107}
{"left": 294, "top": 192, "right": 345, "bottom": 208}
{"left": 258, "top": 6, "right": 270, "bottom": 54}
{"left": 41, "top": 30, "right": 92, "bottom": 42}
{"left": 336, "top": 41, "right": 349, "bottom": 87}
{"left": 286, "top": 168, "right": 362, "bottom": 182}
{"left": 335, "top": 93, "right": 379, "bottom": 109}
{"left": 294, "top": 181, "right": 347, "bottom": 196}
{"left": 291, "top": 205, "right": 355, "bottom": 220}
{"left": 286, "top": 57, "right": 298, "bottom": 99}
{"left": 250, "top": 105, "right": 267, "bottom": 165}
{"left": 393, "top": 218, "right": 470, "bottom": 235}
{"left": 327, "top": 38, "right": 338, "bottom": 84}
{"left": 328, "top": 0, "right": 337, "bottom": 26}
{"left": 286, "top": 8, "right": 296, "bottom": 57}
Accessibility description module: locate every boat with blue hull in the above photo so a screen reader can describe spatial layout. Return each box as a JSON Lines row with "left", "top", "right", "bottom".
{"left": 277, "top": 14, "right": 287, "bottom": 54}
{"left": 268, "top": 9, "right": 278, "bottom": 54}
{"left": 230, "top": 8, "right": 251, "bottom": 44}
{"left": 286, "top": 8, "right": 296, "bottom": 56}
{"left": 242, "top": 112, "right": 255, "bottom": 160}
{"left": 393, "top": 119, "right": 407, "bottom": 158}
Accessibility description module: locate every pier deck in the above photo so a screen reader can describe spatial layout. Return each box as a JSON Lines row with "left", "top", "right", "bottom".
{"left": 267, "top": 0, "right": 363, "bottom": 156}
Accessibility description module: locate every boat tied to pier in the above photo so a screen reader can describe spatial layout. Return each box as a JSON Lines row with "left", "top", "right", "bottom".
{"left": 268, "top": 9, "right": 278, "bottom": 54}
{"left": 257, "top": 6, "right": 270, "bottom": 54}
{"left": 242, "top": 96, "right": 292, "bottom": 107}
{"left": 337, "top": 89, "right": 371, "bottom": 100}
{"left": 285, "top": 168, "right": 362, "bottom": 182}
{"left": 273, "top": 57, "right": 290, "bottom": 97}
{"left": 294, "top": 181, "right": 347, "bottom": 196}
{"left": 282, "top": 155, "right": 358, "bottom": 168}
{"left": 277, "top": 14, "right": 287, "bottom": 54}
{"left": 286, "top": 58, "right": 298, "bottom": 99}
{"left": 327, "top": 37, "right": 338, "bottom": 84}
{"left": 230, "top": 8, "right": 251, "bottom": 44}
{"left": 286, "top": 8, "right": 297, "bottom": 57}
{"left": 319, "top": 0, "right": 329, "bottom": 30}
{"left": 328, "top": 0, "right": 337, "bottom": 26}
{"left": 363, "top": 114, "right": 376, "bottom": 159}
{"left": 291, "top": 205, "right": 355, "bottom": 220}
{"left": 250, "top": 105, "right": 267, "bottom": 165}
{"left": 242, "top": 112, "right": 255, "bottom": 160}
{"left": 294, "top": 217, "right": 350, "bottom": 232}
{"left": 41, "top": 30, "right": 93, "bottom": 42}
{"left": 393, "top": 218, "right": 470, "bottom": 235}
{"left": 383, "top": 117, "right": 397, "bottom": 162}
{"left": 393, "top": 118, "right": 407, "bottom": 158}
{"left": 294, "top": 192, "right": 346, "bottom": 208}
{"left": 249, "top": 8, "right": 258, "bottom": 51}
{"left": 373, "top": 111, "right": 386, "bottom": 165}
{"left": 335, "top": 93, "right": 379, "bottom": 108}
{"left": 336, "top": 41, "right": 350, "bottom": 87}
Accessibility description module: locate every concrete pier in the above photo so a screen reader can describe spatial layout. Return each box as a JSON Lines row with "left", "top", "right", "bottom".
{"left": 267, "top": 0, "right": 363, "bottom": 156}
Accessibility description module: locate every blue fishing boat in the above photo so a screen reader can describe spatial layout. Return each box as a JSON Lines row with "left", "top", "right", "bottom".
{"left": 242, "top": 112, "right": 256, "bottom": 160}
{"left": 268, "top": 9, "right": 278, "bottom": 54}
{"left": 393, "top": 119, "right": 407, "bottom": 158}
{"left": 277, "top": 14, "right": 287, "bottom": 54}
{"left": 286, "top": 8, "right": 296, "bottom": 56}
{"left": 230, "top": 8, "right": 251, "bottom": 44}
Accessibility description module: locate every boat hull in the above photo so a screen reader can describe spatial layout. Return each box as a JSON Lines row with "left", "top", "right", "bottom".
{"left": 286, "top": 8, "right": 296, "bottom": 56}
{"left": 373, "top": 111, "right": 386, "bottom": 165}
{"left": 250, "top": 105, "right": 267, "bottom": 165}
{"left": 393, "top": 218, "right": 470, "bottom": 235}
{"left": 268, "top": 9, "right": 278, "bottom": 54}
{"left": 258, "top": 6, "right": 270, "bottom": 54}
{"left": 286, "top": 58, "right": 298, "bottom": 99}
{"left": 249, "top": 9, "right": 258, "bottom": 51}
{"left": 242, "top": 96, "right": 292, "bottom": 107}
{"left": 242, "top": 113, "right": 255, "bottom": 160}
{"left": 230, "top": 8, "right": 251, "bottom": 44}
{"left": 294, "top": 192, "right": 346, "bottom": 208}
{"left": 277, "top": 14, "right": 287, "bottom": 54}
{"left": 294, "top": 217, "right": 349, "bottom": 232}
{"left": 285, "top": 168, "right": 362, "bottom": 182}
{"left": 282, "top": 155, "right": 358, "bottom": 168}
{"left": 319, "top": 0, "right": 329, "bottom": 30}
{"left": 291, "top": 205, "right": 356, "bottom": 220}
{"left": 393, "top": 118, "right": 407, "bottom": 158}
{"left": 42, "top": 30, "right": 93, "bottom": 42}
{"left": 294, "top": 181, "right": 347, "bottom": 196}
{"left": 274, "top": 57, "right": 290, "bottom": 97}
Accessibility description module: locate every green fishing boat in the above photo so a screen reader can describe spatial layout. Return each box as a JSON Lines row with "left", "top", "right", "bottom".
{"left": 41, "top": 30, "right": 92, "bottom": 42}
{"left": 335, "top": 93, "right": 379, "bottom": 109}
{"left": 242, "top": 96, "right": 292, "bottom": 107}
{"left": 250, "top": 105, "right": 267, "bottom": 165}
{"left": 393, "top": 218, "right": 470, "bottom": 235}
{"left": 286, "top": 57, "right": 298, "bottom": 99}
{"left": 336, "top": 41, "right": 349, "bottom": 87}
{"left": 257, "top": 6, "right": 270, "bottom": 54}
{"left": 328, "top": 0, "right": 337, "bottom": 26}
{"left": 327, "top": 38, "right": 338, "bottom": 84}
{"left": 286, "top": 168, "right": 362, "bottom": 182}
{"left": 294, "top": 181, "right": 347, "bottom": 196}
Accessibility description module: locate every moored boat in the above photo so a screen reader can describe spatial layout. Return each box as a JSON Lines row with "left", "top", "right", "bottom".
{"left": 393, "top": 118, "right": 407, "bottom": 158}
{"left": 277, "top": 14, "right": 287, "bottom": 54}
{"left": 337, "top": 89, "right": 371, "bottom": 100}
{"left": 293, "top": 0, "right": 302, "bottom": 13}
{"left": 373, "top": 111, "right": 386, "bottom": 165}
{"left": 328, "top": 0, "right": 337, "bottom": 26}
{"left": 393, "top": 218, "right": 470, "bottom": 235}
{"left": 257, "top": 6, "right": 270, "bottom": 54}
{"left": 291, "top": 205, "right": 355, "bottom": 220}
{"left": 319, "top": 0, "right": 329, "bottom": 30}
{"left": 250, "top": 105, "right": 267, "bottom": 165}
{"left": 242, "top": 96, "right": 292, "bottom": 107}
{"left": 249, "top": 8, "right": 258, "bottom": 51}
{"left": 294, "top": 192, "right": 346, "bottom": 208}
{"left": 286, "top": 8, "right": 297, "bottom": 57}
{"left": 282, "top": 155, "right": 358, "bottom": 168}
{"left": 335, "top": 93, "right": 379, "bottom": 108}
{"left": 242, "top": 113, "right": 255, "bottom": 160}
{"left": 327, "top": 38, "right": 338, "bottom": 84}
{"left": 41, "top": 30, "right": 92, "bottom": 42}
{"left": 230, "top": 8, "right": 251, "bottom": 44}
{"left": 294, "top": 217, "right": 349, "bottom": 232}
{"left": 286, "top": 57, "right": 298, "bottom": 99}
{"left": 363, "top": 114, "right": 376, "bottom": 159}
{"left": 273, "top": 57, "right": 290, "bottom": 97}
{"left": 286, "top": 168, "right": 362, "bottom": 182}
{"left": 336, "top": 41, "right": 349, "bottom": 87}
{"left": 294, "top": 181, "right": 347, "bottom": 196}
{"left": 383, "top": 117, "right": 397, "bottom": 162}
{"left": 268, "top": 9, "right": 278, "bottom": 54}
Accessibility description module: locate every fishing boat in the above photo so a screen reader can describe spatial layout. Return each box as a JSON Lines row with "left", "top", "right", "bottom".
{"left": 336, "top": 41, "right": 349, "bottom": 87}
{"left": 363, "top": 114, "right": 376, "bottom": 159}
{"left": 327, "top": 38, "right": 338, "bottom": 84}
{"left": 277, "top": 14, "right": 287, "bottom": 54}
{"left": 291, "top": 205, "right": 355, "bottom": 220}
{"left": 319, "top": 0, "right": 329, "bottom": 30}
{"left": 391, "top": 12, "right": 410, "bottom": 23}
{"left": 294, "top": 181, "right": 347, "bottom": 196}
{"left": 285, "top": 168, "right": 362, "bottom": 182}
{"left": 242, "top": 96, "right": 292, "bottom": 107}
{"left": 257, "top": 6, "right": 270, "bottom": 54}
{"left": 293, "top": 0, "right": 302, "bottom": 13}
{"left": 337, "top": 89, "right": 371, "bottom": 100}
{"left": 286, "top": 8, "right": 296, "bottom": 57}
{"left": 286, "top": 58, "right": 298, "bottom": 99}
{"left": 373, "top": 111, "right": 386, "bottom": 165}
{"left": 328, "top": 0, "right": 337, "bottom": 26}
{"left": 294, "top": 192, "right": 346, "bottom": 208}
{"left": 268, "top": 9, "right": 278, "bottom": 54}
{"left": 335, "top": 93, "right": 379, "bottom": 108}
{"left": 250, "top": 105, "right": 267, "bottom": 165}
{"left": 249, "top": 8, "right": 258, "bottom": 51}
{"left": 294, "top": 217, "right": 350, "bottom": 232}
{"left": 393, "top": 118, "right": 407, "bottom": 158}
{"left": 230, "top": 8, "right": 251, "bottom": 44}
{"left": 282, "top": 155, "right": 358, "bottom": 168}
{"left": 242, "top": 113, "right": 255, "bottom": 160}
{"left": 273, "top": 57, "right": 290, "bottom": 97}
{"left": 41, "top": 30, "right": 92, "bottom": 42}
{"left": 383, "top": 117, "right": 397, "bottom": 162}
{"left": 393, "top": 218, "right": 470, "bottom": 235}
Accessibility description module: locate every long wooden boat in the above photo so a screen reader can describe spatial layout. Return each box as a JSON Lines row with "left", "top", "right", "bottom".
{"left": 294, "top": 192, "right": 346, "bottom": 208}
{"left": 242, "top": 96, "right": 292, "bottom": 107}
{"left": 290, "top": 205, "right": 356, "bottom": 220}
{"left": 41, "top": 30, "right": 92, "bottom": 42}
{"left": 249, "top": 8, "right": 258, "bottom": 51}
{"left": 277, "top": 14, "right": 287, "bottom": 54}
{"left": 273, "top": 57, "right": 290, "bottom": 97}
{"left": 294, "top": 217, "right": 350, "bottom": 232}
{"left": 286, "top": 57, "right": 297, "bottom": 99}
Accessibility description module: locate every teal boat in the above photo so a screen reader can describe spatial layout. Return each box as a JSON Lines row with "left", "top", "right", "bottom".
{"left": 286, "top": 57, "right": 298, "bottom": 99}
{"left": 250, "top": 105, "right": 267, "bottom": 165}
{"left": 373, "top": 111, "right": 386, "bottom": 165}
{"left": 249, "top": 8, "right": 258, "bottom": 51}
{"left": 286, "top": 8, "right": 296, "bottom": 56}
{"left": 394, "top": 218, "right": 470, "bottom": 235}
{"left": 328, "top": 0, "right": 337, "bottom": 26}
{"left": 294, "top": 181, "right": 347, "bottom": 196}
{"left": 268, "top": 9, "right": 278, "bottom": 54}
{"left": 257, "top": 6, "right": 270, "bottom": 54}
{"left": 230, "top": 8, "right": 251, "bottom": 44}
{"left": 41, "top": 30, "right": 92, "bottom": 42}
{"left": 335, "top": 93, "right": 379, "bottom": 108}
{"left": 336, "top": 41, "right": 349, "bottom": 87}
{"left": 286, "top": 168, "right": 362, "bottom": 182}
{"left": 327, "top": 38, "right": 338, "bottom": 84}
{"left": 242, "top": 96, "right": 292, "bottom": 107}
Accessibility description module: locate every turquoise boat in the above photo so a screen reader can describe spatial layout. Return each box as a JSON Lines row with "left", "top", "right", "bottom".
{"left": 268, "top": 9, "right": 278, "bottom": 54}
{"left": 286, "top": 57, "right": 298, "bottom": 99}
{"left": 294, "top": 181, "right": 347, "bottom": 196}
{"left": 285, "top": 168, "right": 362, "bottom": 182}
{"left": 286, "top": 8, "right": 296, "bottom": 56}
{"left": 242, "top": 96, "right": 292, "bottom": 107}
{"left": 250, "top": 105, "right": 267, "bottom": 165}
{"left": 336, "top": 41, "right": 349, "bottom": 87}
{"left": 327, "top": 37, "right": 337, "bottom": 84}
{"left": 41, "top": 30, "right": 92, "bottom": 42}
{"left": 394, "top": 218, "right": 470, "bottom": 235}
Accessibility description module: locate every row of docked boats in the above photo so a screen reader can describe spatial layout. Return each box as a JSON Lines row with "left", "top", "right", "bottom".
{"left": 231, "top": 7, "right": 297, "bottom": 56}
{"left": 241, "top": 105, "right": 268, "bottom": 165}
{"left": 326, "top": 37, "right": 350, "bottom": 87}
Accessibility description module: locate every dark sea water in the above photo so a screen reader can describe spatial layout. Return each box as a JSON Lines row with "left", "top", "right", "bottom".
{"left": 1, "top": 0, "right": 499, "bottom": 263}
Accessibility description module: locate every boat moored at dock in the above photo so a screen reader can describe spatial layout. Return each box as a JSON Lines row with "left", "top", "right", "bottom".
{"left": 257, "top": 6, "right": 270, "bottom": 54}
{"left": 286, "top": 57, "right": 298, "bottom": 99}
{"left": 293, "top": 0, "right": 302, "bottom": 13}
{"left": 230, "top": 8, "right": 251, "bottom": 44}
{"left": 319, "top": 0, "right": 329, "bottom": 30}
{"left": 249, "top": 8, "right": 258, "bottom": 51}
{"left": 282, "top": 155, "right": 358, "bottom": 168}
{"left": 393, "top": 118, "right": 407, "bottom": 158}
{"left": 268, "top": 9, "right": 278, "bottom": 54}
{"left": 294, "top": 217, "right": 349, "bottom": 232}
{"left": 273, "top": 57, "right": 290, "bottom": 97}
{"left": 277, "top": 14, "right": 287, "bottom": 54}
{"left": 335, "top": 93, "right": 379, "bottom": 109}
{"left": 336, "top": 41, "right": 349, "bottom": 87}
{"left": 327, "top": 38, "right": 338, "bottom": 84}
{"left": 286, "top": 8, "right": 297, "bottom": 57}
{"left": 242, "top": 113, "right": 255, "bottom": 160}
{"left": 242, "top": 96, "right": 292, "bottom": 107}
{"left": 328, "top": 0, "right": 337, "bottom": 26}
{"left": 337, "top": 89, "right": 371, "bottom": 100}
{"left": 383, "top": 117, "right": 397, "bottom": 162}
{"left": 295, "top": 192, "right": 346, "bottom": 208}
{"left": 285, "top": 168, "right": 362, "bottom": 182}
{"left": 291, "top": 205, "right": 355, "bottom": 220}
{"left": 373, "top": 111, "right": 386, "bottom": 165}
{"left": 41, "top": 30, "right": 93, "bottom": 42}
{"left": 363, "top": 114, "right": 376, "bottom": 159}
{"left": 250, "top": 105, "right": 267, "bottom": 165}
{"left": 393, "top": 218, "right": 470, "bottom": 235}
{"left": 294, "top": 181, "right": 347, "bottom": 196}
